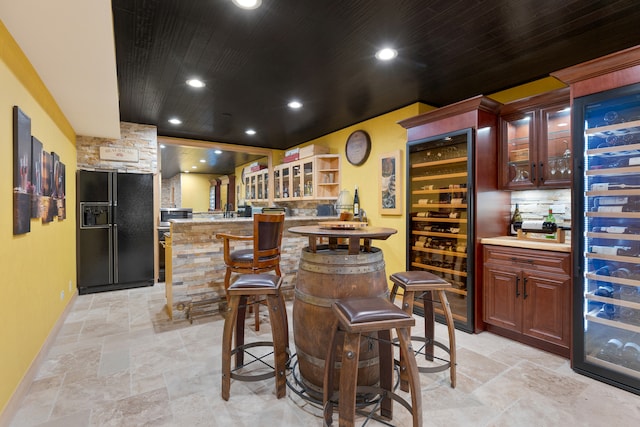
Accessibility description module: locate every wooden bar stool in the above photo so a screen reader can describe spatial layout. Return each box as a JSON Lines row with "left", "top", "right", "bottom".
{"left": 221, "top": 273, "right": 289, "bottom": 401}
{"left": 389, "top": 271, "right": 456, "bottom": 390}
{"left": 322, "top": 297, "right": 422, "bottom": 427}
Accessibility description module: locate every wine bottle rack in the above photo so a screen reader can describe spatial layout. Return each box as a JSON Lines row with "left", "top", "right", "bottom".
{"left": 580, "top": 91, "right": 640, "bottom": 379}
{"left": 408, "top": 134, "right": 470, "bottom": 327}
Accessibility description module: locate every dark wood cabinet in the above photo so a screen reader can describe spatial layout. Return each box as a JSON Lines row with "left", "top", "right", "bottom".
{"left": 483, "top": 244, "right": 571, "bottom": 357}
{"left": 499, "top": 88, "right": 571, "bottom": 190}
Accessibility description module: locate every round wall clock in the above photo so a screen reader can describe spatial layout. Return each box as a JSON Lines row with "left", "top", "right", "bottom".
{"left": 345, "top": 130, "right": 371, "bottom": 166}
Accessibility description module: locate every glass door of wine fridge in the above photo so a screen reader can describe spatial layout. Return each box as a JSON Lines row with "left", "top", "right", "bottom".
{"left": 407, "top": 128, "right": 473, "bottom": 332}
{"left": 573, "top": 82, "right": 640, "bottom": 395}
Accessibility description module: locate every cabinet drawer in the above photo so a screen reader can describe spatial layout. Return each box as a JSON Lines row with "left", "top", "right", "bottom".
{"left": 484, "top": 245, "right": 570, "bottom": 275}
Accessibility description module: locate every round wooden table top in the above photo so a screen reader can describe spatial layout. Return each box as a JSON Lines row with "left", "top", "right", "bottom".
{"left": 289, "top": 224, "right": 397, "bottom": 239}
{"left": 288, "top": 224, "right": 397, "bottom": 254}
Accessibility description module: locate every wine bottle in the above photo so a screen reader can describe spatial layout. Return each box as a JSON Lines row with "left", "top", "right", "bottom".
{"left": 611, "top": 268, "right": 631, "bottom": 278}
{"left": 591, "top": 226, "right": 635, "bottom": 234}
{"left": 602, "top": 156, "right": 640, "bottom": 169}
{"left": 591, "top": 182, "right": 640, "bottom": 191}
{"left": 598, "top": 338, "right": 623, "bottom": 361}
{"left": 353, "top": 186, "right": 360, "bottom": 218}
{"left": 594, "top": 285, "right": 614, "bottom": 298}
{"left": 510, "top": 204, "right": 523, "bottom": 235}
{"left": 544, "top": 208, "right": 556, "bottom": 239}
{"left": 590, "top": 246, "right": 633, "bottom": 256}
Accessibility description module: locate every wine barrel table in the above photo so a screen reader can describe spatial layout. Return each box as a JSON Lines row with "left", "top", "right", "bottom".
{"left": 288, "top": 225, "right": 397, "bottom": 399}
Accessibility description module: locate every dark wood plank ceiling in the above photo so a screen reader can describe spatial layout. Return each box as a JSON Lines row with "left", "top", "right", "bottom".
{"left": 112, "top": 0, "right": 640, "bottom": 177}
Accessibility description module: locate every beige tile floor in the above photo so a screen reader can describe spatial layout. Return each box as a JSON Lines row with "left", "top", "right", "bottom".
{"left": 8, "top": 283, "right": 640, "bottom": 427}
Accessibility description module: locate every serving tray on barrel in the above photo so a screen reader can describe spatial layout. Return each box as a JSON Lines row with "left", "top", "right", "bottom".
{"left": 318, "top": 220, "right": 368, "bottom": 230}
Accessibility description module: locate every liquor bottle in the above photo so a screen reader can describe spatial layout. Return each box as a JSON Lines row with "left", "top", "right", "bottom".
{"left": 353, "top": 186, "right": 360, "bottom": 218}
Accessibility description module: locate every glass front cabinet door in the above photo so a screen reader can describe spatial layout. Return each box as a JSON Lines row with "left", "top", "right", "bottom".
{"left": 500, "top": 88, "right": 571, "bottom": 189}
{"left": 408, "top": 129, "right": 473, "bottom": 331}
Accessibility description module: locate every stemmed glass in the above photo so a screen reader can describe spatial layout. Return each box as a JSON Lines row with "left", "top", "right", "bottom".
{"left": 558, "top": 158, "right": 568, "bottom": 178}
{"left": 549, "top": 159, "right": 557, "bottom": 178}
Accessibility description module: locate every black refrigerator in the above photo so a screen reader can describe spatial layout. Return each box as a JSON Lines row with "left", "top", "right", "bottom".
{"left": 572, "top": 82, "right": 640, "bottom": 395}
{"left": 76, "top": 170, "right": 154, "bottom": 294}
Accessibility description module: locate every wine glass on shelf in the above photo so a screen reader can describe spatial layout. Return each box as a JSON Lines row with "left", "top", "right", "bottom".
{"left": 558, "top": 158, "right": 568, "bottom": 178}
{"left": 549, "top": 159, "right": 557, "bottom": 178}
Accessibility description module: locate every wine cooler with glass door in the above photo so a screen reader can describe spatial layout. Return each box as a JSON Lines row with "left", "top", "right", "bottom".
{"left": 572, "top": 82, "right": 640, "bottom": 395}
{"left": 407, "top": 130, "right": 472, "bottom": 330}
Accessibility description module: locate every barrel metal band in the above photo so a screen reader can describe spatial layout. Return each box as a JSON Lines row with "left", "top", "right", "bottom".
{"left": 295, "top": 347, "right": 380, "bottom": 369}
{"left": 298, "top": 260, "right": 386, "bottom": 275}
{"left": 294, "top": 289, "right": 389, "bottom": 308}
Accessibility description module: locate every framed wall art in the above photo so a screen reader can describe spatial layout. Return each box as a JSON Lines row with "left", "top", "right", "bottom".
{"left": 13, "top": 106, "right": 32, "bottom": 234}
{"left": 379, "top": 150, "right": 401, "bottom": 215}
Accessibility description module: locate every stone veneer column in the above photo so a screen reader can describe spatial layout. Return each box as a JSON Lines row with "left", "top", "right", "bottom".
{"left": 76, "top": 122, "right": 158, "bottom": 173}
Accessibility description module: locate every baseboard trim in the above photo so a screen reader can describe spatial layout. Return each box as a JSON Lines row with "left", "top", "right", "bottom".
{"left": 0, "top": 291, "right": 78, "bottom": 427}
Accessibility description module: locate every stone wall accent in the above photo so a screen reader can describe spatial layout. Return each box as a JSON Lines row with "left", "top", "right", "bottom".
{"left": 77, "top": 122, "right": 158, "bottom": 173}
{"left": 166, "top": 217, "right": 324, "bottom": 320}
{"left": 161, "top": 175, "right": 181, "bottom": 208}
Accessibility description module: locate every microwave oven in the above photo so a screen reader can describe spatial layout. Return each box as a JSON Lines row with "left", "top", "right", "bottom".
{"left": 159, "top": 208, "right": 192, "bottom": 227}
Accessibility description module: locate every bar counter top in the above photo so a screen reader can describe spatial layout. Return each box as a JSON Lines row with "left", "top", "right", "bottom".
{"left": 480, "top": 236, "right": 571, "bottom": 253}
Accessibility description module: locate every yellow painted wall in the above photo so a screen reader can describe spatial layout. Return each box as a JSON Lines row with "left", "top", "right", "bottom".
{"left": 488, "top": 76, "right": 567, "bottom": 104}
{"left": 0, "top": 21, "right": 77, "bottom": 416}
{"left": 293, "top": 103, "right": 437, "bottom": 278}
{"left": 180, "top": 173, "right": 215, "bottom": 212}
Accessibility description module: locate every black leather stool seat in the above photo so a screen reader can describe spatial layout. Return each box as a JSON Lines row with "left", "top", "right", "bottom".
{"left": 229, "top": 273, "right": 280, "bottom": 291}
{"left": 335, "top": 297, "right": 414, "bottom": 326}
{"left": 390, "top": 271, "right": 451, "bottom": 289}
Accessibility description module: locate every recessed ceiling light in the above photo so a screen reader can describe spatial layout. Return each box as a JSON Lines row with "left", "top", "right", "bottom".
{"left": 191, "top": 165, "right": 197, "bottom": 169}
{"left": 200, "top": 159, "right": 206, "bottom": 163}
{"left": 186, "top": 79, "right": 205, "bottom": 88}
{"left": 375, "top": 47, "right": 398, "bottom": 61}
{"left": 168, "top": 118, "right": 182, "bottom": 125}
{"left": 232, "top": 0, "right": 261, "bottom": 10}
{"left": 245, "top": 129, "right": 256, "bottom": 135}
{"left": 184, "top": 170, "right": 190, "bottom": 174}
{"left": 214, "top": 149, "right": 222, "bottom": 154}
{"left": 160, "top": 144, "right": 166, "bottom": 148}
{"left": 288, "top": 100, "right": 302, "bottom": 109}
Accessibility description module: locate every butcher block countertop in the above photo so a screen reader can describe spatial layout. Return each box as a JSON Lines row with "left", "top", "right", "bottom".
{"left": 480, "top": 236, "right": 572, "bottom": 253}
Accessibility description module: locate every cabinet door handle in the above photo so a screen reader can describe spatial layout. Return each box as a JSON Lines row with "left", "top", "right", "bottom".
{"left": 531, "top": 163, "right": 536, "bottom": 183}
{"left": 539, "top": 162, "right": 544, "bottom": 183}
{"left": 515, "top": 275, "right": 520, "bottom": 298}
{"left": 523, "top": 277, "right": 528, "bottom": 299}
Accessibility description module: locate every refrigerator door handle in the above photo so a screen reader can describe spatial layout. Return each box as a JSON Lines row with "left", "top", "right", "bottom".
{"left": 113, "top": 223, "right": 118, "bottom": 284}
{"left": 108, "top": 224, "right": 114, "bottom": 284}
